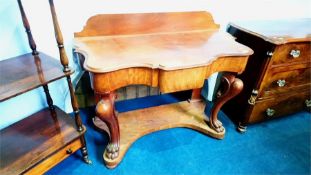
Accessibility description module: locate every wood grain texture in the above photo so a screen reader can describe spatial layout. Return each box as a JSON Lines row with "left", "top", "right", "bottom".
{"left": 270, "top": 42, "right": 311, "bottom": 66}
{"left": 93, "top": 100, "right": 224, "bottom": 168}
{"left": 24, "top": 139, "right": 82, "bottom": 175}
{"left": 74, "top": 11, "right": 219, "bottom": 37}
{"left": 90, "top": 55, "right": 249, "bottom": 94}
{"left": 260, "top": 67, "right": 311, "bottom": 98}
{"left": 75, "top": 11, "right": 252, "bottom": 167}
{"left": 229, "top": 19, "right": 311, "bottom": 44}
{"left": 74, "top": 31, "right": 252, "bottom": 73}
{"left": 249, "top": 89, "right": 310, "bottom": 123}
{"left": 0, "top": 107, "right": 85, "bottom": 175}
{"left": 223, "top": 20, "right": 311, "bottom": 129}
{"left": 0, "top": 52, "right": 72, "bottom": 102}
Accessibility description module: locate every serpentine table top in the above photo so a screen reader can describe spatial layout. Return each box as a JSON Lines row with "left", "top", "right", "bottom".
{"left": 73, "top": 11, "right": 253, "bottom": 168}
{"left": 74, "top": 30, "right": 251, "bottom": 73}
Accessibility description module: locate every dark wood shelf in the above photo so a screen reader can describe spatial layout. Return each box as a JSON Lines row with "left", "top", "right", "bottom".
{"left": 0, "top": 106, "right": 85, "bottom": 175}
{"left": 0, "top": 52, "right": 72, "bottom": 102}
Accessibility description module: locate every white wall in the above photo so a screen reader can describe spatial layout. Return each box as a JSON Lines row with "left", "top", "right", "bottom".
{"left": 0, "top": 0, "right": 310, "bottom": 129}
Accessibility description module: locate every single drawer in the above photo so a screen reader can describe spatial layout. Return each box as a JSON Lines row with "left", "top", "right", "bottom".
{"left": 271, "top": 42, "right": 311, "bottom": 65}
{"left": 25, "top": 138, "right": 82, "bottom": 175}
{"left": 249, "top": 90, "right": 310, "bottom": 124}
{"left": 260, "top": 67, "right": 311, "bottom": 97}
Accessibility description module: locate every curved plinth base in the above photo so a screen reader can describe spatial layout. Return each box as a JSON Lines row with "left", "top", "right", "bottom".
{"left": 93, "top": 100, "right": 225, "bottom": 169}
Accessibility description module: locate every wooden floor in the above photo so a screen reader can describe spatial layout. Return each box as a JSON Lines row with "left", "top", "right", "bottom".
{"left": 94, "top": 100, "right": 225, "bottom": 168}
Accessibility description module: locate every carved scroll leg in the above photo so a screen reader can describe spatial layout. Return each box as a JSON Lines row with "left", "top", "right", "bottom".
{"left": 210, "top": 73, "right": 243, "bottom": 133}
{"left": 95, "top": 92, "right": 120, "bottom": 160}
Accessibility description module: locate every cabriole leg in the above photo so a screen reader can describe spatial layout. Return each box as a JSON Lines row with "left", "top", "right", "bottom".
{"left": 95, "top": 91, "right": 120, "bottom": 160}
{"left": 210, "top": 73, "right": 243, "bottom": 133}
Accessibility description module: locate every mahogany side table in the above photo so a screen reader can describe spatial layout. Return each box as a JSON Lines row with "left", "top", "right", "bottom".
{"left": 74, "top": 11, "right": 253, "bottom": 168}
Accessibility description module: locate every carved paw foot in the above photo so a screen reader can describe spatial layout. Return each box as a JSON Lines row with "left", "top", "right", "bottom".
{"left": 106, "top": 143, "right": 119, "bottom": 160}
{"left": 83, "top": 156, "right": 92, "bottom": 164}
{"left": 210, "top": 120, "right": 225, "bottom": 133}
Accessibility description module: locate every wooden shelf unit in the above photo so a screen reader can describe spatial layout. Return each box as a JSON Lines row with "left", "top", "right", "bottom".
{"left": 0, "top": 52, "right": 71, "bottom": 102}
{"left": 0, "top": 107, "right": 85, "bottom": 175}
{"left": 0, "top": 0, "right": 91, "bottom": 174}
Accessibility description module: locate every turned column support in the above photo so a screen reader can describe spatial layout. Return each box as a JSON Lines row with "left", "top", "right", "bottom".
{"left": 95, "top": 91, "right": 120, "bottom": 160}
{"left": 48, "top": 0, "right": 70, "bottom": 72}
{"left": 209, "top": 73, "right": 243, "bottom": 133}
{"left": 17, "top": 0, "right": 38, "bottom": 55}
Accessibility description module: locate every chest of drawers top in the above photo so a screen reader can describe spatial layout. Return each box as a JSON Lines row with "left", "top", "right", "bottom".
{"left": 229, "top": 18, "right": 311, "bottom": 45}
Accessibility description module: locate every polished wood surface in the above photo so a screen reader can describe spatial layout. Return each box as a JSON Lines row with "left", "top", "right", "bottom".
{"left": 75, "top": 11, "right": 219, "bottom": 37}
{"left": 0, "top": 52, "right": 71, "bottom": 102}
{"left": 48, "top": 0, "right": 91, "bottom": 163}
{"left": 93, "top": 100, "right": 224, "bottom": 168}
{"left": 249, "top": 89, "right": 310, "bottom": 123}
{"left": 75, "top": 11, "right": 252, "bottom": 168}
{"left": 25, "top": 139, "right": 82, "bottom": 175}
{"left": 17, "top": 0, "right": 38, "bottom": 55}
{"left": 0, "top": 1, "right": 91, "bottom": 174}
{"left": 270, "top": 42, "right": 311, "bottom": 66}
{"left": 224, "top": 20, "right": 311, "bottom": 132}
{"left": 229, "top": 19, "right": 311, "bottom": 44}
{"left": 0, "top": 107, "right": 85, "bottom": 175}
{"left": 75, "top": 31, "right": 251, "bottom": 72}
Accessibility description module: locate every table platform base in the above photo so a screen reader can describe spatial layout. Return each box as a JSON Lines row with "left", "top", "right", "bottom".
{"left": 93, "top": 100, "right": 225, "bottom": 168}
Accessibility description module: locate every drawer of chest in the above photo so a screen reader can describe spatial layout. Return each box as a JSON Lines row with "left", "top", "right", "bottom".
{"left": 249, "top": 90, "right": 310, "bottom": 124}
{"left": 260, "top": 67, "right": 311, "bottom": 97}
{"left": 271, "top": 42, "right": 311, "bottom": 65}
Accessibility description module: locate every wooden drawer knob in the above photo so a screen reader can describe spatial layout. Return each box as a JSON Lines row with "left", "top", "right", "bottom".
{"left": 290, "top": 49, "right": 300, "bottom": 58}
{"left": 266, "top": 108, "right": 275, "bottom": 117}
{"left": 66, "top": 148, "right": 73, "bottom": 154}
{"left": 276, "top": 79, "right": 286, "bottom": 87}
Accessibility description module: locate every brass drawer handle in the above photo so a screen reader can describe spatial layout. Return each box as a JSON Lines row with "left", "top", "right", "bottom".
{"left": 306, "top": 99, "right": 311, "bottom": 108}
{"left": 66, "top": 148, "right": 73, "bottom": 154}
{"left": 266, "top": 108, "right": 275, "bottom": 117}
{"left": 276, "top": 79, "right": 286, "bottom": 87}
{"left": 290, "top": 50, "right": 300, "bottom": 58}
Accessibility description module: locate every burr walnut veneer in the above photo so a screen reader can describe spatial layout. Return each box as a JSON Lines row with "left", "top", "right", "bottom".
{"left": 74, "top": 11, "right": 253, "bottom": 168}
{"left": 224, "top": 19, "right": 311, "bottom": 132}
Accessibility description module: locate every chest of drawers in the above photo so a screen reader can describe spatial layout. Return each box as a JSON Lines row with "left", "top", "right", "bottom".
{"left": 223, "top": 19, "right": 311, "bottom": 132}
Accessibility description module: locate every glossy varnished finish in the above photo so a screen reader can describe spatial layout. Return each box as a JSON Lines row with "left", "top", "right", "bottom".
{"left": 224, "top": 20, "right": 311, "bottom": 131}
{"left": 25, "top": 139, "right": 82, "bottom": 175}
{"left": 249, "top": 89, "right": 310, "bottom": 123}
{"left": 74, "top": 11, "right": 252, "bottom": 168}
{"left": 229, "top": 19, "right": 311, "bottom": 44}
{"left": 0, "top": 52, "right": 71, "bottom": 102}
{"left": 93, "top": 100, "right": 224, "bottom": 168}
{"left": 74, "top": 31, "right": 251, "bottom": 73}
{"left": 0, "top": 107, "right": 85, "bottom": 175}
{"left": 0, "top": 1, "right": 91, "bottom": 174}
{"left": 75, "top": 11, "right": 219, "bottom": 37}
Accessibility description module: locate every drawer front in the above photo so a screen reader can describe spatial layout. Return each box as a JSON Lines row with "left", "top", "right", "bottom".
{"left": 260, "top": 67, "right": 311, "bottom": 97}
{"left": 249, "top": 90, "right": 310, "bottom": 124}
{"left": 271, "top": 42, "right": 311, "bottom": 65}
{"left": 25, "top": 138, "right": 82, "bottom": 175}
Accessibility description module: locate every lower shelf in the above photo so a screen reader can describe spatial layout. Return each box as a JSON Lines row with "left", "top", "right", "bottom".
{"left": 0, "top": 106, "right": 85, "bottom": 175}
{"left": 94, "top": 100, "right": 224, "bottom": 168}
